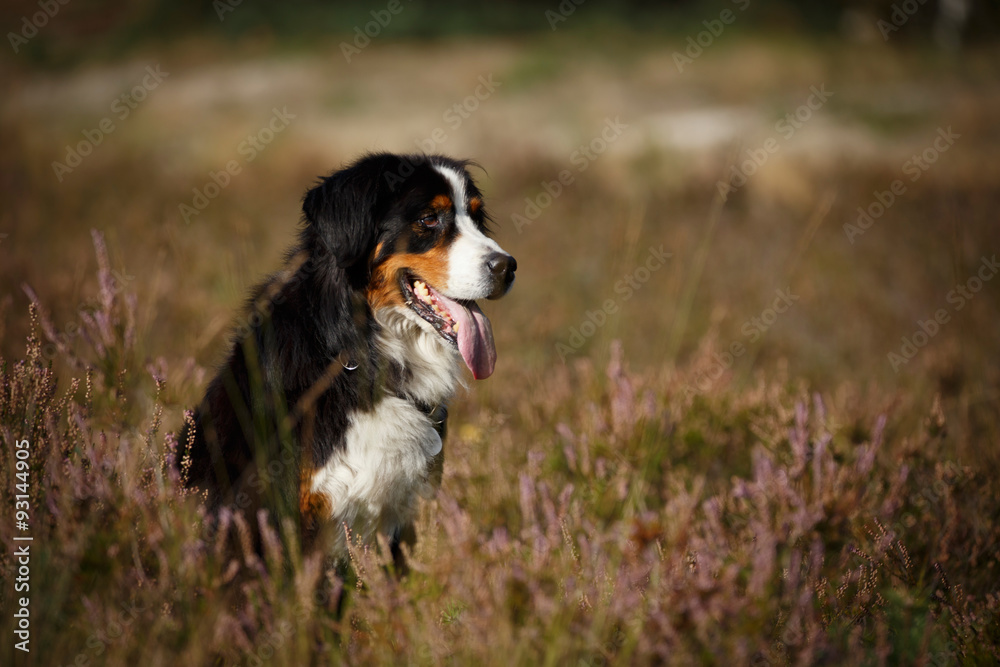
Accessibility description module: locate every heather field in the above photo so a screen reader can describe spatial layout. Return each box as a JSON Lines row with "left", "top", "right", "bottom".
{"left": 2, "top": 3, "right": 1000, "bottom": 665}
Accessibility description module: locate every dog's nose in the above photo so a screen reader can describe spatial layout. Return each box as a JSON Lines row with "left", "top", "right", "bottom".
{"left": 486, "top": 253, "right": 516, "bottom": 299}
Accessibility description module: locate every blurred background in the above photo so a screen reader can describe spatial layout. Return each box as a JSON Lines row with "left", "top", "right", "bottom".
{"left": 2, "top": 0, "right": 998, "bottom": 425}
{"left": 4, "top": 3, "right": 1000, "bottom": 664}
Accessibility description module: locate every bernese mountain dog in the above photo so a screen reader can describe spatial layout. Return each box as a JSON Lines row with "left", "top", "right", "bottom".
{"left": 182, "top": 153, "right": 515, "bottom": 567}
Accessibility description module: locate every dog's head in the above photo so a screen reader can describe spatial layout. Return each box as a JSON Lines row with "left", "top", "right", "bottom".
{"left": 302, "top": 153, "right": 516, "bottom": 379}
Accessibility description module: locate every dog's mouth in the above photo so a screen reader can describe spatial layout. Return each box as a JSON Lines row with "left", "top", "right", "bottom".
{"left": 399, "top": 272, "right": 497, "bottom": 380}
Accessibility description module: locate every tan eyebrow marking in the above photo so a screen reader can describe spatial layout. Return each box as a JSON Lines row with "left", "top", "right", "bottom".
{"left": 430, "top": 194, "right": 452, "bottom": 212}
{"left": 468, "top": 197, "right": 482, "bottom": 214}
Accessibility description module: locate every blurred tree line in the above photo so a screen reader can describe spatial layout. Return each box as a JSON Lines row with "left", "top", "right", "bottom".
{"left": 2, "top": 0, "right": 997, "bottom": 67}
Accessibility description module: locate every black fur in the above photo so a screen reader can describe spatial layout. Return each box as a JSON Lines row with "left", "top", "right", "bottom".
{"left": 181, "top": 153, "right": 488, "bottom": 537}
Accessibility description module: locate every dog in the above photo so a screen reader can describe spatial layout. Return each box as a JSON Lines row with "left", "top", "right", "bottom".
{"left": 182, "top": 153, "right": 516, "bottom": 567}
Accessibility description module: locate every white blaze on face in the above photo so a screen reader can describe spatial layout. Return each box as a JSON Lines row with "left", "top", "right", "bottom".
{"left": 434, "top": 164, "right": 505, "bottom": 301}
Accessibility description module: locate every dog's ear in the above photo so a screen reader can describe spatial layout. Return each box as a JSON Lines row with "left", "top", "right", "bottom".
{"left": 302, "top": 159, "right": 388, "bottom": 269}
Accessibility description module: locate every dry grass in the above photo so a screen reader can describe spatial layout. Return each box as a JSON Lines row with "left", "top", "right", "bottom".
{"left": 2, "top": 32, "right": 999, "bottom": 665}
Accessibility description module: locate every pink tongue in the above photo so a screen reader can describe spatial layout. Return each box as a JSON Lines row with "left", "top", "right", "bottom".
{"left": 435, "top": 294, "right": 496, "bottom": 379}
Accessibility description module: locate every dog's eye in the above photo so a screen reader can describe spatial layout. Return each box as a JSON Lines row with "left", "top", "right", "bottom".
{"left": 417, "top": 214, "right": 439, "bottom": 229}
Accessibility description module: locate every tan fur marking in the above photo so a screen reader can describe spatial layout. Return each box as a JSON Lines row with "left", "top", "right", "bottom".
{"left": 430, "top": 194, "right": 452, "bottom": 212}
{"left": 468, "top": 197, "right": 482, "bottom": 214}
{"left": 367, "top": 245, "right": 452, "bottom": 311}
{"left": 299, "top": 470, "right": 332, "bottom": 539}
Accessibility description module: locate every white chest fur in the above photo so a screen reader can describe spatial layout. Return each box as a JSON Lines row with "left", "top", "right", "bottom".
{"left": 309, "top": 309, "right": 460, "bottom": 558}
{"left": 309, "top": 396, "right": 442, "bottom": 556}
